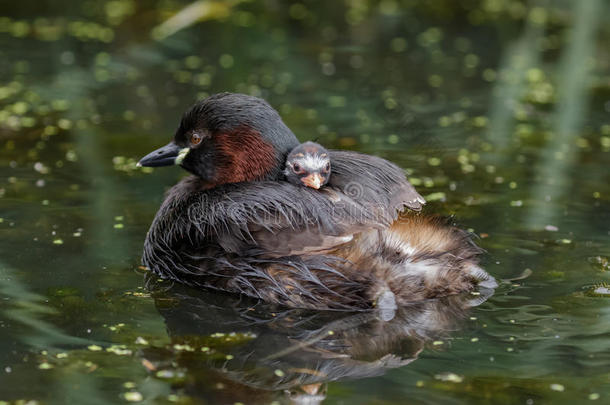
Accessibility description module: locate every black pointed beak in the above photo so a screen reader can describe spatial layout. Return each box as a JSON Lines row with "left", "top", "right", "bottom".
{"left": 137, "top": 142, "right": 185, "bottom": 167}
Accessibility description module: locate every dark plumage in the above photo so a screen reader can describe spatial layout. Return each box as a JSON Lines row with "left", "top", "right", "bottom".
{"left": 139, "top": 92, "right": 495, "bottom": 311}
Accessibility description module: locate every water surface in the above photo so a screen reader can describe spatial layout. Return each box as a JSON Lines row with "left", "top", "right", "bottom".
{"left": 1, "top": 1, "right": 609, "bottom": 404}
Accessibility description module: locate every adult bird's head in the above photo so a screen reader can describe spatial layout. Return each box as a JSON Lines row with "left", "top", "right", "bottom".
{"left": 138, "top": 93, "right": 299, "bottom": 187}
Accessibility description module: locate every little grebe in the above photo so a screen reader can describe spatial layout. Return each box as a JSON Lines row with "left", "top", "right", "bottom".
{"left": 284, "top": 141, "right": 331, "bottom": 189}
{"left": 138, "top": 93, "right": 496, "bottom": 311}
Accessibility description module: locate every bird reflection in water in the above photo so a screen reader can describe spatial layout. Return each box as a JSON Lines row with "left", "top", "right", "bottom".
{"left": 140, "top": 275, "right": 494, "bottom": 405}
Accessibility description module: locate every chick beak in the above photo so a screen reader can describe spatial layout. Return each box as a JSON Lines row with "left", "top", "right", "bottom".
{"left": 302, "top": 173, "right": 323, "bottom": 189}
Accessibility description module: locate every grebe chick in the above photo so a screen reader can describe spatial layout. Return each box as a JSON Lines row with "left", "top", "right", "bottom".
{"left": 284, "top": 142, "right": 331, "bottom": 190}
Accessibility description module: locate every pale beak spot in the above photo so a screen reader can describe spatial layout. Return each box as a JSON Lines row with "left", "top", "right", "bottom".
{"left": 174, "top": 148, "right": 190, "bottom": 165}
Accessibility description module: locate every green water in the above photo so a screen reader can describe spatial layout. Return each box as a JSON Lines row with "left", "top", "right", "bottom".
{"left": 1, "top": 1, "right": 609, "bottom": 404}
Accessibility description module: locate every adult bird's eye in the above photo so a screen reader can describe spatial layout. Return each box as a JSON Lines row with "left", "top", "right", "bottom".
{"left": 190, "top": 133, "right": 202, "bottom": 145}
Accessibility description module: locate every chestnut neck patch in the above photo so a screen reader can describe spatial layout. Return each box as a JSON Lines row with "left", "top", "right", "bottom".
{"left": 212, "top": 126, "right": 277, "bottom": 186}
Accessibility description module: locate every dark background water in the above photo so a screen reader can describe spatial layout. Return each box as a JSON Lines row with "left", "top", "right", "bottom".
{"left": 1, "top": 1, "right": 609, "bottom": 404}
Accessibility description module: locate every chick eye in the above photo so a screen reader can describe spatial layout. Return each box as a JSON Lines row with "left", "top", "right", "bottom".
{"left": 190, "top": 133, "right": 202, "bottom": 145}
{"left": 292, "top": 163, "right": 304, "bottom": 174}
{"left": 324, "top": 162, "right": 330, "bottom": 172}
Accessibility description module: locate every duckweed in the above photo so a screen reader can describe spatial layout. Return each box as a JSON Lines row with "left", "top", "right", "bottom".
{"left": 122, "top": 392, "right": 143, "bottom": 402}
{"left": 1, "top": 1, "right": 609, "bottom": 404}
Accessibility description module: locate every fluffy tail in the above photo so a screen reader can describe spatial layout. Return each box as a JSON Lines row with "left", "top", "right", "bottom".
{"left": 335, "top": 214, "right": 497, "bottom": 308}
